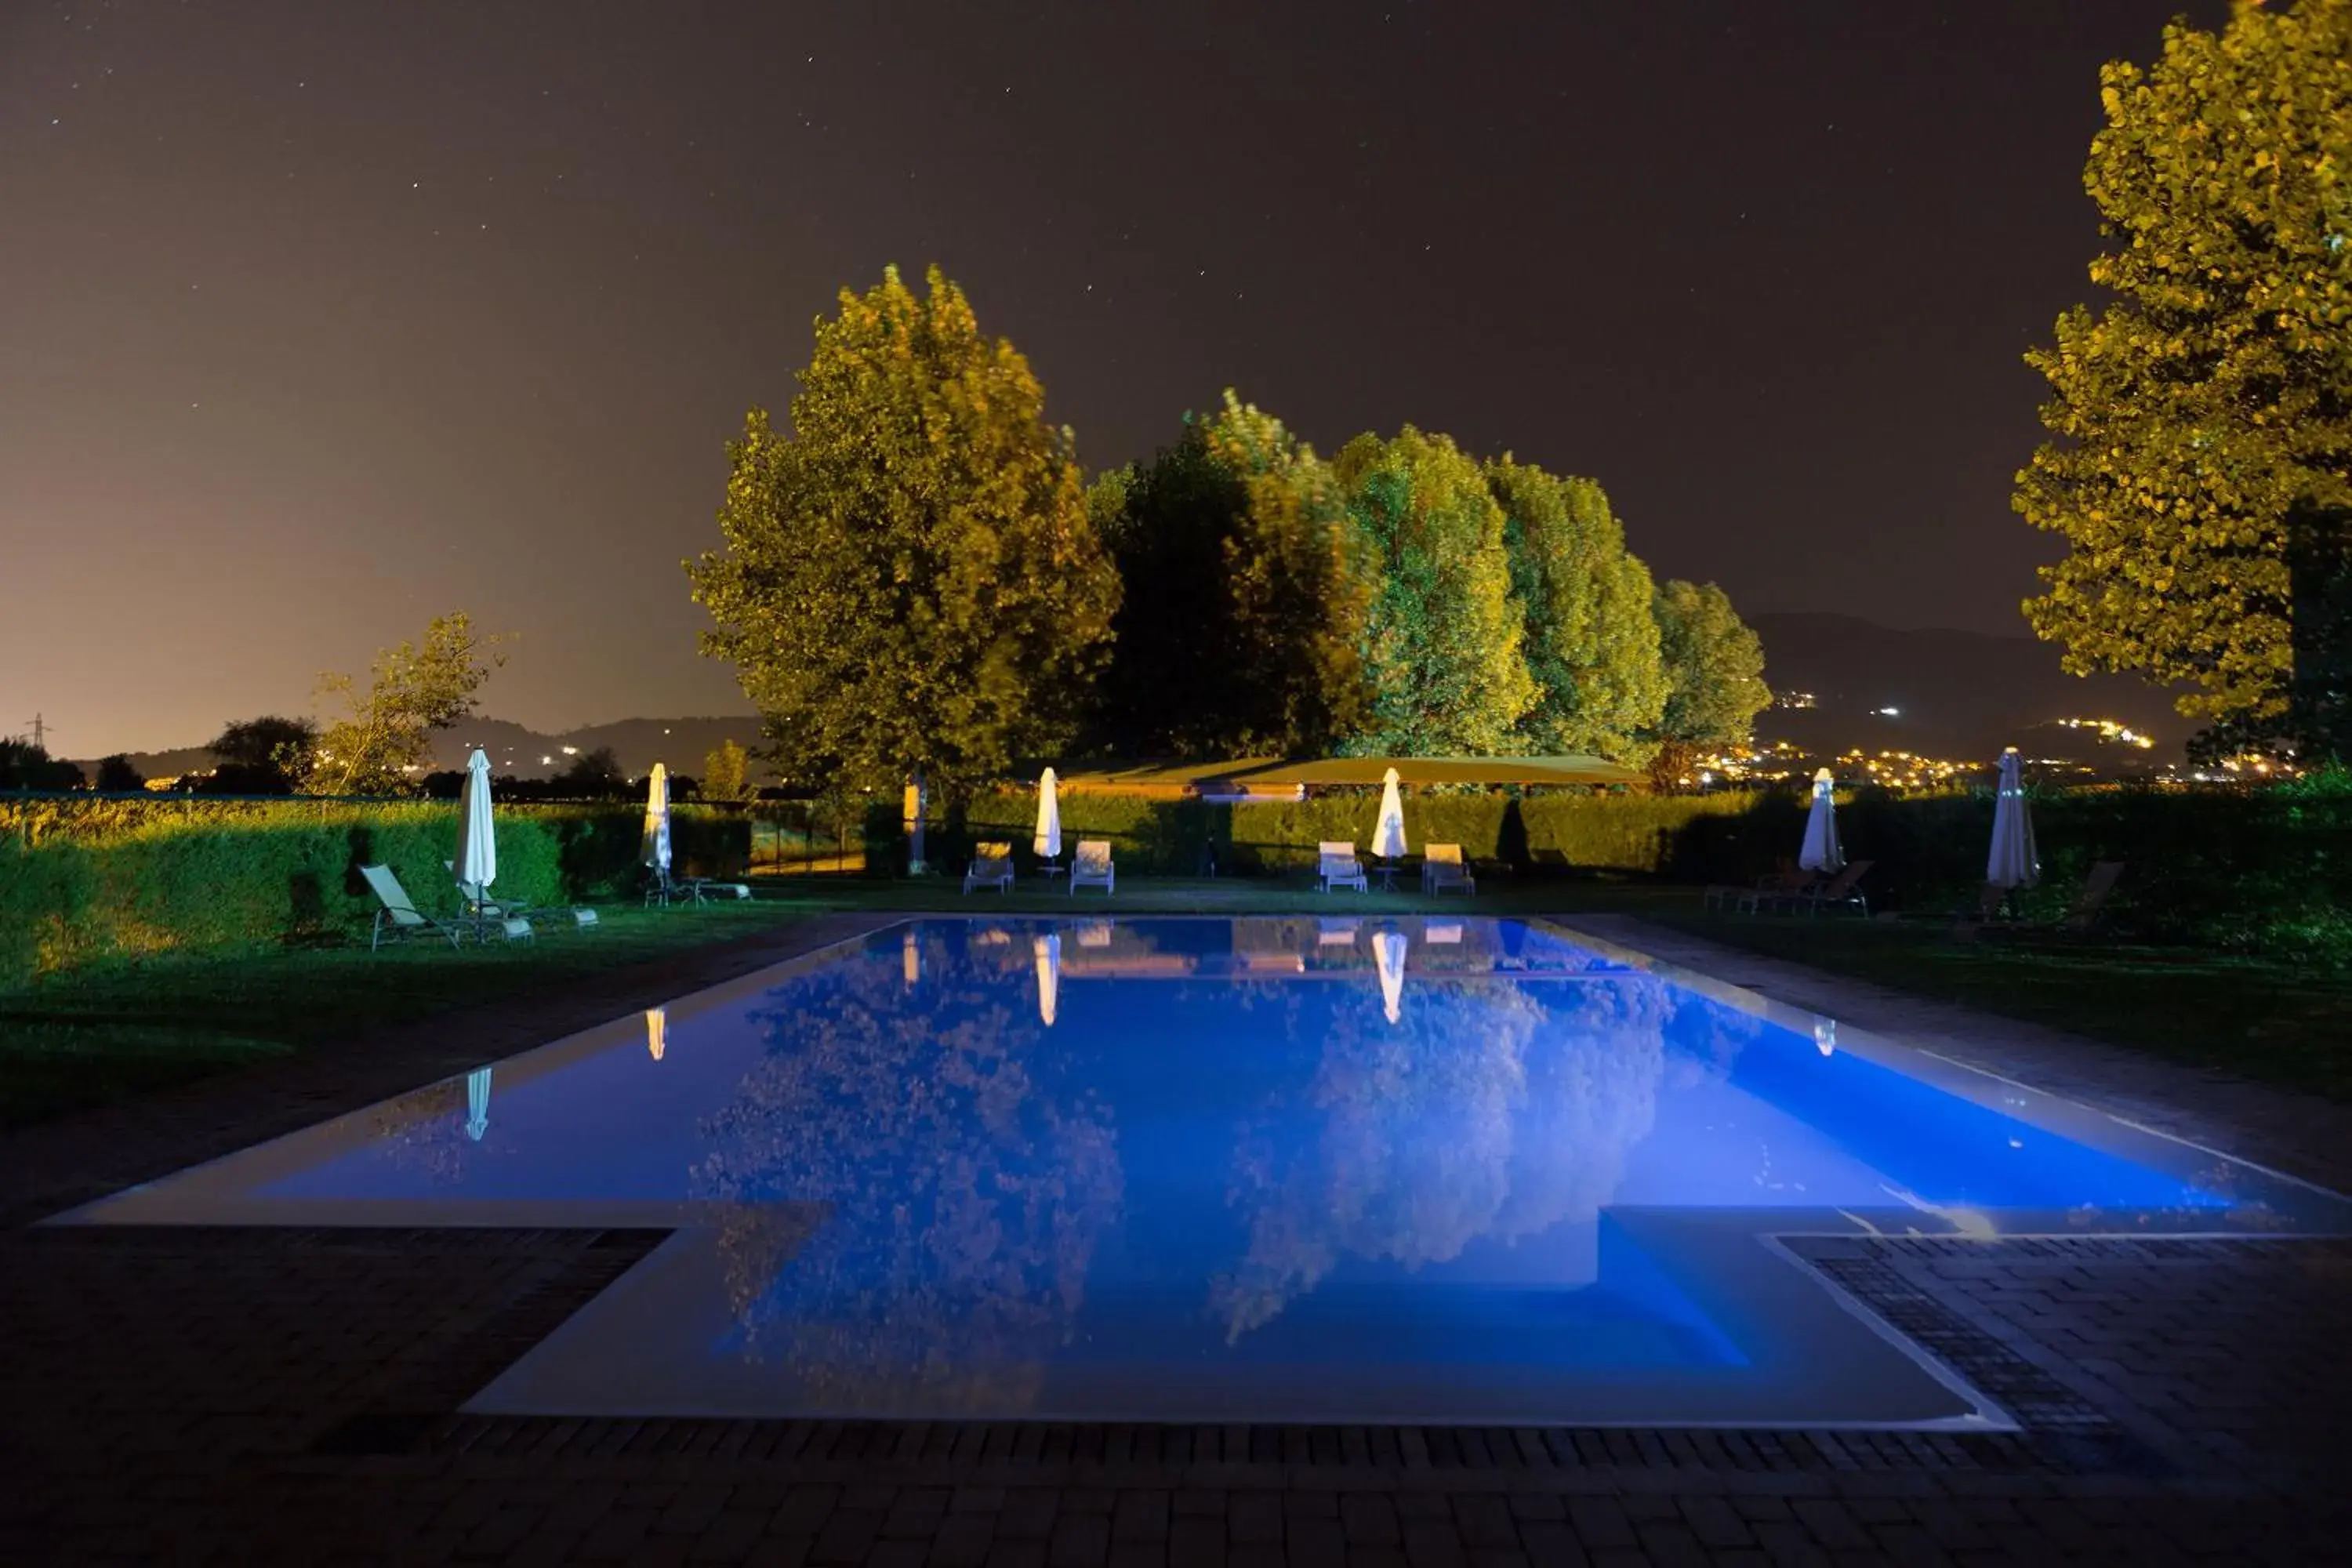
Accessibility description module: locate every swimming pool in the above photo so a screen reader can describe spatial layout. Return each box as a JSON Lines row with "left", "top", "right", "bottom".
{"left": 61, "top": 916, "right": 2349, "bottom": 1427}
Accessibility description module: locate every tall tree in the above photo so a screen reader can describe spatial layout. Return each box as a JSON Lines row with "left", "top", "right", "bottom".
{"left": 553, "top": 746, "right": 628, "bottom": 799}
{"left": 1646, "top": 579, "right": 1771, "bottom": 779}
{"left": 93, "top": 754, "right": 146, "bottom": 793}
{"left": 702, "top": 739, "right": 753, "bottom": 802}
{"left": 200, "top": 714, "right": 317, "bottom": 794}
{"left": 2016, "top": 0, "right": 2352, "bottom": 757}
{"left": 0, "top": 741, "right": 83, "bottom": 791}
{"left": 688, "top": 265, "right": 1120, "bottom": 796}
{"left": 1089, "top": 419, "right": 1252, "bottom": 754}
{"left": 309, "top": 612, "right": 506, "bottom": 795}
{"left": 1486, "top": 458, "right": 1668, "bottom": 761}
{"left": 1334, "top": 426, "right": 1535, "bottom": 755}
{"left": 1209, "top": 395, "right": 1378, "bottom": 755}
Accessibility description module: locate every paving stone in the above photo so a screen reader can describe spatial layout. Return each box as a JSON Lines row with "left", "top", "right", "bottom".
{"left": 772, "top": 1486, "right": 840, "bottom": 1537}
{"left": 1228, "top": 1494, "right": 1283, "bottom": 1546}
{"left": 692, "top": 1512, "right": 774, "bottom": 1563}
{"left": 1113, "top": 1491, "right": 1171, "bottom": 1542}
{"left": 1341, "top": 1494, "right": 1402, "bottom": 1548}
{"left": 1000, "top": 1490, "right": 1062, "bottom": 1541}
{"left": 1566, "top": 1500, "right": 1638, "bottom": 1552}
{"left": 885, "top": 1490, "right": 953, "bottom": 1537}
{"left": 811, "top": 1510, "right": 884, "bottom": 1565}
{"left": 929, "top": 1515, "right": 998, "bottom": 1568}
{"left": 576, "top": 1507, "right": 661, "bottom": 1559}
{"left": 9, "top": 916, "right": 2352, "bottom": 1567}
{"left": 1166, "top": 1515, "right": 1225, "bottom": 1568}
{"left": 1399, "top": 1519, "right": 1468, "bottom": 1568}
{"left": 1450, "top": 1494, "right": 1515, "bottom": 1548}
{"left": 1050, "top": 1512, "right": 1112, "bottom": 1568}
{"left": 1287, "top": 1515, "right": 1348, "bottom": 1568}
{"left": 662, "top": 1484, "right": 735, "bottom": 1537}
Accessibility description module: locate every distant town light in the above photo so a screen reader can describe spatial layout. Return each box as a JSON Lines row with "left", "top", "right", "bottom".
{"left": 561, "top": 746, "right": 579, "bottom": 756}
{"left": 1875, "top": 706, "right": 1900, "bottom": 717}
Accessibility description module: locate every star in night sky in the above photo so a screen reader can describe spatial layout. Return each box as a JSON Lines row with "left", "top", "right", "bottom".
{"left": 0, "top": 0, "right": 2230, "bottom": 753}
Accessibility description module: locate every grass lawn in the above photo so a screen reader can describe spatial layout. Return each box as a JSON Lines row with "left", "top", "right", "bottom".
{"left": 1623, "top": 902, "right": 2352, "bottom": 1105}
{"left": 5, "top": 873, "right": 2346, "bottom": 1131}
{"left": 0, "top": 902, "right": 805, "bottom": 1129}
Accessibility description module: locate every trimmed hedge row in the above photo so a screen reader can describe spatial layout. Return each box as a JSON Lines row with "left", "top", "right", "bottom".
{"left": 942, "top": 789, "right": 1763, "bottom": 877}
{"left": 922, "top": 782, "right": 2352, "bottom": 960}
{"left": 1, "top": 797, "right": 750, "bottom": 984}
{"left": 7, "top": 782, "right": 2346, "bottom": 979}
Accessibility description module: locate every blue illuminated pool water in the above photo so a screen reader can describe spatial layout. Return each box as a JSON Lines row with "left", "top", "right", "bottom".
{"left": 67, "top": 916, "right": 2347, "bottom": 1426}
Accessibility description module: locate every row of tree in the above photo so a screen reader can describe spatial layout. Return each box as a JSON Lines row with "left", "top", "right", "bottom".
{"left": 688, "top": 266, "right": 1769, "bottom": 797}
{"left": 1087, "top": 397, "right": 1769, "bottom": 769}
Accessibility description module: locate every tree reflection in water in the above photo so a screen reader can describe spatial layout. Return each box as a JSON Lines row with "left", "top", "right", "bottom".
{"left": 693, "top": 925, "right": 1123, "bottom": 1411}
{"left": 1212, "top": 963, "right": 1672, "bottom": 1344}
{"left": 367, "top": 1076, "right": 484, "bottom": 1185}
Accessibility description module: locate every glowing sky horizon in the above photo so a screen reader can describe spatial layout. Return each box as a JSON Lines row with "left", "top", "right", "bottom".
{"left": 2, "top": 1, "right": 2226, "bottom": 757}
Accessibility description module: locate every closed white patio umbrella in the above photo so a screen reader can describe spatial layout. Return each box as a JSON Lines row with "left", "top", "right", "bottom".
{"left": 454, "top": 747, "right": 497, "bottom": 913}
{"left": 1034, "top": 768, "right": 1063, "bottom": 873}
{"left": 642, "top": 763, "right": 673, "bottom": 885}
{"left": 1987, "top": 747, "right": 2039, "bottom": 891}
{"left": 464, "top": 1066, "right": 492, "bottom": 1142}
{"left": 1372, "top": 767, "right": 1407, "bottom": 862}
{"left": 1798, "top": 768, "right": 1843, "bottom": 873}
{"left": 1373, "top": 928, "right": 1407, "bottom": 1025}
{"left": 1033, "top": 931, "right": 1061, "bottom": 1027}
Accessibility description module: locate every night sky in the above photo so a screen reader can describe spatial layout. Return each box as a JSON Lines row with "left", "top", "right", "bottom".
{"left": 4, "top": 0, "right": 2227, "bottom": 757}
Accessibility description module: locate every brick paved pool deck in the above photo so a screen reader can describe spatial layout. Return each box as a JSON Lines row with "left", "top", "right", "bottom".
{"left": 5, "top": 911, "right": 2350, "bottom": 1566}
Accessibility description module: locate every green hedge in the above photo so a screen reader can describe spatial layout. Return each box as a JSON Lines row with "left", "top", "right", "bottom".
{"left": 0, "top": 797, "right": 750, "bottom": 985}
{"left": 912, "top": 781, "right": 2352, "bottom": 961}
{"left": 929, "top": 788, "right": 1769, "bottom": 879}
{"left": 8, "top": 781, "right": 2345, "bottom": 979}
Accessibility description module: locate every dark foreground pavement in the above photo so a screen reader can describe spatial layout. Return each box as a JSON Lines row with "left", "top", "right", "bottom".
{"left": 5, "top": 913, "right": 2350, "bottom": 1566}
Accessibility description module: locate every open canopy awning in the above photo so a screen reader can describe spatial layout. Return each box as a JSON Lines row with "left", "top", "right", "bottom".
{"left": 1056, "top": 754, "right": 1642, "bottom": 795}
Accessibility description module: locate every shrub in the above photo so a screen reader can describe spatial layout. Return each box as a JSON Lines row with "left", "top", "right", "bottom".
{"left": 912, "top": 781, "right": 2352, "bottom": 963}
{"left": 0, "top": 797, "right": 750, "bottom": 985}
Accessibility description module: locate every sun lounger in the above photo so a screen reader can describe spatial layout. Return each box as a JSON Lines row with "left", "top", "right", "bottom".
{"left": 964, "top": 842, "right": 1014, "bottom": 894}
{"left": 446, "top": 858, "right": 542, "bottom": 924}
{"left": 1319, "top": 841, "right": 1368, "bottom": 893}
{"left": 644, "top": 863, "right": 753, "bottom": 906}
{"left": 1069, "top": 839, "right": 1116, "bottom": 895}
{"left": 1786, "top": 859, "right": 1874, "bottom": 917}
{"left": 1971, "top": 860, "right": 2128, "bottom": 941}
{"left": 1421, "top": 843, "right": 1476, "bottom": 895}
{"left": 1708, "top": 867, "right": 1799, "bottom": 912}
{"left": 361, "top": 863, "right": 478, "bottom": 949}
{"left": 2055, "top": 860, "right": 2126, "bottom": 932}
{"left": 1711, "top": 868, "right": 1813, "bottom": 914}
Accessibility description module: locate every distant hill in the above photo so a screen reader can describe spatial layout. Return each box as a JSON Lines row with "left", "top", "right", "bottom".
{"left": 1748, "top": 612, "right": 2184, "bottom": 766}
{"left": 79, "top": 617, "right": 2185, "bottom": 787}
{"left": 79, "top": 714, "right": 768, "bottom": 787}
{"left": 426, "top": 715, "right": 768, "bottom": 781}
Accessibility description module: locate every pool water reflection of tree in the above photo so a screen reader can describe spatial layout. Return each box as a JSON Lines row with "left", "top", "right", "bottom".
{"left": 687, "top": 920, "right": 1744, "bottom": 1394}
